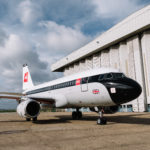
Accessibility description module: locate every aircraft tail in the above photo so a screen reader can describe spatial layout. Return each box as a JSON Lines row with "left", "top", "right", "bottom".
{"left": 23, "top": 64, "right": 34, "bottom": 91}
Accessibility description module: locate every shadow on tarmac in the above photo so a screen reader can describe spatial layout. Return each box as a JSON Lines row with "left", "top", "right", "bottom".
{"left": 35, "top": 113, "right": 150, "bottom": 125}
{"left": 33, "top": 118, "right": 71, "bottom": 124}
{"left": 0, "top": 113, "right": 150, "bottom": 125}
{"left": 106, "top": 113, "right": 150, "bottom": 125}
{"left": 0, "top": 129, "right": 27, "bottom": 135}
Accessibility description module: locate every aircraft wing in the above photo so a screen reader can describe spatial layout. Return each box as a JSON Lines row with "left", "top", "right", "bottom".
{"left": 0, "top": 92, "right": 66, "bottom": 107}
{"left": 0, "top": 92, "right": 25, "bottom": 96}
{"left": 0, "top": 92, "right": 24, "bottom": 101}
{"left": 0, "top": 92, "right": 55, "bottom": 104}
{"left": 0, "top": 92, "right": 52, "bottom": 103}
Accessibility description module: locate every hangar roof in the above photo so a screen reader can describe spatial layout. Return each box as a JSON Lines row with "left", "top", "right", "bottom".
{"left": 51, "top": 5, "right": 150, "bottom": 72}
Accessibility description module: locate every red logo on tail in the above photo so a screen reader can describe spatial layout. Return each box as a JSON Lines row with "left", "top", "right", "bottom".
{"left": 24, "top": 72, "right": 28, "bottom": 82}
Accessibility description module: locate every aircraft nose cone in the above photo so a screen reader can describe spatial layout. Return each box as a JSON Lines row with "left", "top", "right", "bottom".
{"left": 130, "top": 80, "right": 142, "bottom": 98}
{"left": 104, "top": 78, "right": 142, "bottom": 105}
{"left": 121, "top": 80, "right": 142, "bottom": 102}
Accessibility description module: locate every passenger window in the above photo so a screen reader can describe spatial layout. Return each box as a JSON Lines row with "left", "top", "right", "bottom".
{"left": 112, "top": 73, "right": 125, "bottom": 78}
{"left": 72, "top": 80, "right": 75, "bottom": 86}
{"left": 82, "top": 77, "right": 88, "bottom": 84}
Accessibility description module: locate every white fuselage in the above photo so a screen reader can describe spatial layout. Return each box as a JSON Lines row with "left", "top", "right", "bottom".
{"left": 24, "top": 68, "right": 119, "bottom": 108}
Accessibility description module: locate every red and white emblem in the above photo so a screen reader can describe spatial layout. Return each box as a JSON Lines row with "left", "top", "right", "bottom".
{"left": 24, "top": 72, "right": 28, "bottom": 82}
{"left": 76, "top": 78, "right": 81, "bottom": 85}
{"left": 92, "top": 89, "right": 100, "bottom": 94}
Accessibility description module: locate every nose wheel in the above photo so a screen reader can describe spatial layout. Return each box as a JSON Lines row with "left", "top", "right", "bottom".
{"left": 32, "top": 117, "right": 37, "bottom": 122}
{"left": 97, "top": 117, "right": 107, "bottom": 125}
{"left": 72, "top": 108, "right": 82, "bottom": 120}
{"left": 97, "top": 108, "right": 107, "bottom": 125}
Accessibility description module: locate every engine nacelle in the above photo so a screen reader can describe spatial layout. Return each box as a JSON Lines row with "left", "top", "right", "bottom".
{"left": 17, "top": 99, "right": 40, "bottom": 118}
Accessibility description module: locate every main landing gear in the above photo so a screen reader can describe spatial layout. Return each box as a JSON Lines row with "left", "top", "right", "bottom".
{"left": 97, "top": 108, "right": 107, "bottom": 125}
{"left": 72, "top": 108, "right": 82, "bottom": 120}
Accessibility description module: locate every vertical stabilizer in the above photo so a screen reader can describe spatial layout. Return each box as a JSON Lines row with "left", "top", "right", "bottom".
{"left": 23, "top": 64, "right": 34, "bottom": 91}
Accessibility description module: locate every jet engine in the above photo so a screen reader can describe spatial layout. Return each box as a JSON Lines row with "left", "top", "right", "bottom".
{"left": 17, "top": 99, "right": 40, "bottom": 118}
{"left": 90, "top": 106, "right": 119, "bottom": 114}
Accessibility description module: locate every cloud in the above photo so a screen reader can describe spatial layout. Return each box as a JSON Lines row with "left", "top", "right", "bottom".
{"left": 0, "top": 33, "right": 53, "bottom": 92}
{"left": 35, "top": 0, "right": 93, "bottom": 26}
{"left": 0, "top": 22, "right": 90, "bottom": 92}
{"left": 36, "top": 21, "right": 91, "bottom": 62}
{"left": 91, "top": 0, "right": 144, "bottom": 22}
{"left": 0, "top": 28, "right": 8, "bottom": 46}
{"left": 18, "top": 0, "right": 42, "bottom": 26}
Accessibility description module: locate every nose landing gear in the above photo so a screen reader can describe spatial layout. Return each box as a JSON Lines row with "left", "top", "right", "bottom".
{"left": 97, "top": 108, "right": 107, "bottom": 125}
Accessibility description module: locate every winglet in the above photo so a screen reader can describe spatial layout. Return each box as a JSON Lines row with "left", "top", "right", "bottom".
{"left": 23, "top": 64, "right": 34, "bottom": 91}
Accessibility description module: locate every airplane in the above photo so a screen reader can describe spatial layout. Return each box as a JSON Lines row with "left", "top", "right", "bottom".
{"left": 0, "top": 64, "right": 142, "bottom": 125}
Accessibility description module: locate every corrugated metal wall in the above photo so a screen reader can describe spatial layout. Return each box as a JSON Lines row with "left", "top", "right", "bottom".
{"left": 86, "top": 56, "right": 93, "bottom": 69}
{"left": 119, "top": 42, "right": 128, "bottom": 75}
{"left": 93, "top": 53, "right": 101, "bottom": 68}
{"left": 101, "top": 50, "right": 110, "bottom": 67}
{"left": 109, "top": 46, "right": 120, "bottom": 69}
{"left": 141, "top": 31, "right": 150, "bottom": 105}
{"left": 79, "top": 60, "right": 86, "bottom": 72}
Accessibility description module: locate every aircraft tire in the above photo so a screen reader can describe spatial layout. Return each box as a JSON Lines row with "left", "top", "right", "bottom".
{"left": 72, "top": 111, "right": 78, "bottom": 120}
{"left": 32, "top": 117, "right": 37, "bottom": 122}
{"left": 97, "top": 118, "right": 107, "bottom": 125}
{"left": 77, "top": 111, "right": 82, "bottom": 119}
{"left": 26, "top": 118, "right": 31, "bottom": 121}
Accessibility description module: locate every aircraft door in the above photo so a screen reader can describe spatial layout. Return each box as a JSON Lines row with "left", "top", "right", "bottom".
{"left": 81, "top": 77, "right": 88, "bottom": 92}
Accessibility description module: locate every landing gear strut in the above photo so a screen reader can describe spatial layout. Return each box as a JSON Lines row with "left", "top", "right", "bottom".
{"left": 72, "top": 108, "right": 82, "bottom": 120}
{"left": 97, "top": 108, "right": 107, "bottom": 125}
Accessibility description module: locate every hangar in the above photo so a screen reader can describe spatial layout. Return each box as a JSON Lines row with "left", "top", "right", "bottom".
{"left": 51, "top": 5, "right": 150, "bottom": 112}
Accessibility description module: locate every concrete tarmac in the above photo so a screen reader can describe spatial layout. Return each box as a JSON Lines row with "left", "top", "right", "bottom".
{"left": 0, "top": 112, "right": 150, "bottom": 150}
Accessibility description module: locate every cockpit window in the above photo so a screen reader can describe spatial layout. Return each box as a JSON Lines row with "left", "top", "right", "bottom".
{"left": 106, "top": 73, "right": 113, "bottom": 79}
{"left": 98, "top": 73, "right": 113, "bottom": 81}
{"left": 112, "top": 73, "right": 125, "bottom": 78}
{"left": 98, "top": 74, "right": 104, "bottom": 81}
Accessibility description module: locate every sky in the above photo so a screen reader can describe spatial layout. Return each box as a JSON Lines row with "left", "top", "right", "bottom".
{"left": 0, "top": 0, "right": 150, "bottom": 96}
